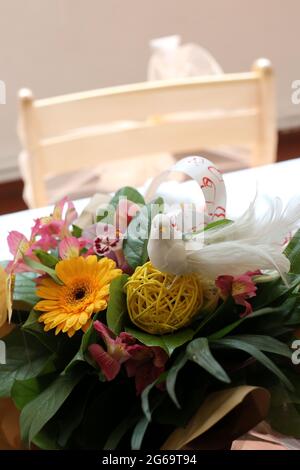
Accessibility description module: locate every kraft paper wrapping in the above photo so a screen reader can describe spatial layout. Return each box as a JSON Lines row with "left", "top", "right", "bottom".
{"left": 162, "top": 386, "right": 270, "bottom": 450}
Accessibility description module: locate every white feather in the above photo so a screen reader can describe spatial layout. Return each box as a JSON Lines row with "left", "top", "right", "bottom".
{"left": 205, "top": 195, "right": 300, "bottom": 246}
{"left": 186, "top": 241, "right": 290, "bottom": 280}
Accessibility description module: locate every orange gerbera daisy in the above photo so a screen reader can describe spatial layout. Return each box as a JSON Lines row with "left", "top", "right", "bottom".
{"left": 35, "top": 255, "right": 122, "bottom": 337}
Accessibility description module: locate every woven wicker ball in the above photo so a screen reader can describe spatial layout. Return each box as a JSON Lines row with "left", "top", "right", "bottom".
{"left": 126, "top": 261, "right": 213, "bottom": 335}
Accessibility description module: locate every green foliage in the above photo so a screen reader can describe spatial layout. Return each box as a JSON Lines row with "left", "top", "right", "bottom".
{"left": 204, "top": 218, "right": 233, "bottom": 232}
{"left": 126, "top": 326, "right": 195, "bottom": 356}
{"left": 284, "top": 229, "right": 300, "bottom": 273}
{"left": 110, "top": 186, "right": 145, "bottom": 207}
{"left": 34, "top": 250, "right": 59, "bottom": 268}
{"left": 106, "top": 274, "right": 129, "bottom": 334}
{"left": 23, "top": 256, "right": 62, "bottom": 284}
{"left": 252, "top": 273, "right": 300, "bottom": 309}
{"left": 211, "top": 336, "right": 293, "bottom": 390}
{"left": 141, "top": 372, "right": 167, "bottom": 421}
{"left": 0, "top": 327, "right": 52, "bottom": 398}
{"left": 130, "top": 416, "right": 149, "bottom": 451}
{"left": 166, "top": 353, "right": 188, "bottom": 408}
{"left": 123, "top": 197, "right": 164, "bottom": 269}
{"left": 20, "top": 366, "right": 87, "bottom": 445}
{"left": 186, "top": 338, "right": 230, "bottom": 383}
{"left": 104, "top": 411, "right": 140, "bottom": 450}
{"left": 13, "top": 272, "right": 39, "bottom": 310}
{"left": 72, "top": 225, "right": 83, "bottom": 238}
{"left": 11, "top": 374, "right": 55, "bottom": 410}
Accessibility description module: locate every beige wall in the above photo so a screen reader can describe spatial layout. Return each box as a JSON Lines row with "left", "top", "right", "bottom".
{"left": 0, "top": 0, "right": 299, "bottom": 181}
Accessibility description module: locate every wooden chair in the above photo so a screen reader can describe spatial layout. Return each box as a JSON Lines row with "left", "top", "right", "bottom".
{"left": 18, "top": 58, "right": 277, "bottom": 208}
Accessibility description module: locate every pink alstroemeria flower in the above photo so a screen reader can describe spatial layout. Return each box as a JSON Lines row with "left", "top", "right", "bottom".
{"left": 39, "top": 197, "right": 77, "bottom": 239}
{"left": 89, "top": 321, "right": 168, "bottom": 394}
{"left": 58, "top": 236, "right": 93, "bottom": 259}
{"left": 6, "top": 219, "right": 55, "bottom": 273}
{"left": 216, "top": 271, "right": 261, "bottom": 317}
{"left": 125, "top": 344, "right": 168, "bottom": 395}
{"left": 6, "top": 198, "right": 80, "bottom": 274}
{"left": 88, "top": 321, "right": 134, "bottom": 381}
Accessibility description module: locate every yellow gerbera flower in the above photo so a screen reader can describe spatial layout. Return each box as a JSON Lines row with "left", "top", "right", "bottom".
{"left": 35, "top": 255, "right": 122, "bottom": 337}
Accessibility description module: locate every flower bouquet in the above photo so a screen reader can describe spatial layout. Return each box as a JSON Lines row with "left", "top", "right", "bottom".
{"left": 1, "top": 156, "right": 300, "bottom": 450}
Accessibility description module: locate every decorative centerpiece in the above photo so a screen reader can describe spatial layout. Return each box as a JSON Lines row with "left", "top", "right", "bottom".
{"left": 1, "top": 156, "right": 300, "bottom": 450}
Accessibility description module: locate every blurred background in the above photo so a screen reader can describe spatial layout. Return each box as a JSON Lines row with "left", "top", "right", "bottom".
{"left": 0, "top": 0, "right": 299, "bottom": 213}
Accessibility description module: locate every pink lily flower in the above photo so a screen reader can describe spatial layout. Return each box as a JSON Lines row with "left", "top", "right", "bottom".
{"left": 216, "top": 271, "right": 261, "bottom": 317}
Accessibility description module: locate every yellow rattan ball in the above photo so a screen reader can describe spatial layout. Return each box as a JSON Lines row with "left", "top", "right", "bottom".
{"left": 125, "top": 262, "right": 210, "bottom": 335}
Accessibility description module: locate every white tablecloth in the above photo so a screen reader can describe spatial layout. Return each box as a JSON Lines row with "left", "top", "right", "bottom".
{"left": 1, "top": 158, "right": 300, "bottom": 261}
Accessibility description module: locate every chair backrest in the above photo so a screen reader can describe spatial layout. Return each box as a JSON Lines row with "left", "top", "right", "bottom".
{"left": 18, "top": 58, "right": 277, "bottom": 208}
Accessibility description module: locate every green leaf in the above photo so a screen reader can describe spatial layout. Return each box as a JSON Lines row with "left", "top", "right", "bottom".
{"left": 186, "top": 338, "right": 230, "bottom": 383}
{"left": 268, "top": 401, "right": 300, "bottom": 438}
{"left": 106, "top": 274, "right": 129, "bottom": 335}
{"left": 23, "top": 256, "right": 63, "bottom": 285}
{"left": 227, "top": 335, "right": 291, "bottom": 358}
{"left": 184, "top": 218, "right": 233, "bottom": 239}
{"left": 166, "top": 352, "right": 188, "bottom": 408}
{"left": 125, "top": 326, "right": 195, "bottom": 356}
{"left": 130, "top": 415, "right": 149, "bottom": 451}
{"left": 252, "top": 273, "right": 300, "bottom": 309}
{"left": 141, "top": 372, "right": 167, "bottom": 421}
{"left": 204, "top": 218, "right": 233, "bottom": 231}
{"left": 11, "top": 374, "right": 54, "bottom": 410}
{"left": 20, "top": 368, "right": 86, "bottom": 444}
{"left": 64, "top": 316, "right": 100, "bottom": 372}
{"left": 22, "top": 311, "right": 82, "bottom": 371}
{"left": 131, "top": 385, "right": 165, "bottom": 450}
{"left": 72, "top": 225, "right": 83, "bottom": 237}
{"left": 0, "top": 328, "right": 52, "bottom": 397}
{"left": 285, "top": 298, "right": 300, "bottom": 325}
{"left": 13, "top": 272, "right": 39, "bottom": 310}
{"left": 104, "top": 411, "right": 140, "bottom": 450}
{"left": 124, "top": 198, "right": 164, "bottom": 269}
{"left": 34, "top": 250, "right": 59, "bottom": 268}
{"left": 195, "top": 296, "right": 236, "bottom": 335}
{"left": 123, "top": 207, "right": 149, "bottom": 269}
{"left": 22, "top": 310, "right": 64, "bottom": 353}
{"left": 284, "top": 229, "right": 300, "bottom": 274}
{"left": 110, "top": 186, "right": 145, "bottom": 207}
{"left": 208, "top": 306, "right": 286, "bottom": 340}
{"left": 32, "top": 426, "right": 62, "bottom": 450}
{"left": 211, "top": 338, "right": 293, "bottom": 390}
{"left": 57, "top": 379, "right": 93, "bottom": 448}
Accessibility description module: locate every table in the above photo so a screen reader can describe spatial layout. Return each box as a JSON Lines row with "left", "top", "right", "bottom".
{"left": 1, "top": 158, "right": 300, "bottom": 261}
